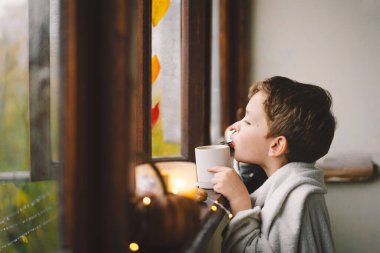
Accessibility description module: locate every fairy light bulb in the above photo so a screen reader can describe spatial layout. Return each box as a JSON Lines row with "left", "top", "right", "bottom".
{"left": 142, "top": 197, "right": 151, "bottom": 206}
{"left": 20, "top": 235, "right": 28, "bottom": 244}
{"left": 211, "top": 199, "right": 233, "bottom": 219}
{"left": 129, "top": 242, "right": 139, "bottom": 252}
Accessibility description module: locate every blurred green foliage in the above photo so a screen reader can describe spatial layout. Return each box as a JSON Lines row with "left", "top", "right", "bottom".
{"left": 0, "top": 182, "right": 59, "bottom": 253}
{"left": 0, "top": 27, "right": 30, "bottom": 172}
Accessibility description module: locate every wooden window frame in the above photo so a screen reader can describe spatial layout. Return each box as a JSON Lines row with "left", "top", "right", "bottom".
{"left": 136, "top": 0, "right": 152, "bottom": 160}
{"left": 220, "top": 0, "right": 251, "bottom": 131}
{"left": 29, "top": 0, "right": 55, "bottom": 181}
{"left": 0, "top": 0, "right": 54, "bottom": 182}
{"left": 181, "top": 0, "right": 212, "bottom": 162}
{"left": 137, "top": 0, "right": 212, "bottom": 163}
{"left": 60, "top": 0, "right": 136, "bottom": 251}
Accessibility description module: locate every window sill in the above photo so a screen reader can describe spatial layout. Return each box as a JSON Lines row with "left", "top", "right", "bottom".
{"left": 0, "top": 171, "right": 30, "bottom": 182}
{"left": 316, "top": 154, "right": 375, "bottom": 182}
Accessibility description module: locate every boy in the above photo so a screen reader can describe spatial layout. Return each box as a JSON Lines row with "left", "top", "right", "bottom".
{"left": 208, "top": 76, "right": 336, "bottom": 253}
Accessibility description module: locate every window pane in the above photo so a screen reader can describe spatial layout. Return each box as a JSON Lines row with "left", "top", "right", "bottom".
{"left": 50, "top": 0, "right": 59, "bottom": 162}
{"left": 0, "top": 1, "right": 59, "bottom": 252}
{"left": 151, "top": 0, "right": 181, "bottom": 157}
{"left": 0, "top": 0, "right": 30, "bottom": 172}
{"left": 210, "top": 0, "right": 222, "bottom": 144}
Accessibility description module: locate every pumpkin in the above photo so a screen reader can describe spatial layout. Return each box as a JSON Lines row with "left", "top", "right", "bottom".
{"left": 130, "top": 153, "right": 201, "bottom": 250}
{"left": 131, "top": 193, "right": 201, "bottom": 250}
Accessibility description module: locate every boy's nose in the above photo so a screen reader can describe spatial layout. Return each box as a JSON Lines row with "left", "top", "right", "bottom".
{"left": 234, "top": 121, "right": 241, "bottom": 132}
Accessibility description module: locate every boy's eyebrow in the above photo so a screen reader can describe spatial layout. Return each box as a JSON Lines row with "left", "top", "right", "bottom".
{"left": 245, "top": 110, "right": 250, "bottom": 115}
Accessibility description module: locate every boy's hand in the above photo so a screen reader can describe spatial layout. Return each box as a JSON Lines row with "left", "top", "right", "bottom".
{"left": 208, "top": 166, "right": 252, "bottom": 215}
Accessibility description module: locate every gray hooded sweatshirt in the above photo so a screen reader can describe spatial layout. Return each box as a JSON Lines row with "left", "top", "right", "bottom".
{"left": 222, "top": 162, "right": 335, "bottom": 253}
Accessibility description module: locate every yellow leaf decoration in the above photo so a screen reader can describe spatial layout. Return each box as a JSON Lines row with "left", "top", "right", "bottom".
{"left": 152, "top": 0, "right": 170, "bottom": 27}
{"left": 152, "top": 54, "right": 161, "bottom": 85}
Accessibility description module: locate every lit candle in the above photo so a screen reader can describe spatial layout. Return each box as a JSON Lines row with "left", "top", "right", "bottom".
{"left": 136, "top": 161, "right": 198, "bottom": 199}
{"left": 169, "top": 177, "right": 197, "bottom": 199}
{"left": 158, "top": 162, "right": 197, "bottom": 199}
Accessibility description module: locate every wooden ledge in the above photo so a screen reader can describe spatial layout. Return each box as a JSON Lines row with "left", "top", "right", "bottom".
{"left": 316, "top": 154, "right": 375, "bottom": 182}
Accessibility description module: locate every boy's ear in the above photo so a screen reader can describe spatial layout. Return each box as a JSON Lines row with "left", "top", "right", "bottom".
{"left": 268, "top": 136, "right": 288, "bottom": 157}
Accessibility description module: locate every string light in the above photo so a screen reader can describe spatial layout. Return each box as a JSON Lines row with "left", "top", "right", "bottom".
{"left": 19, "top": 236, "right": 28, "bottom": 244}
{"left": 213, "top": 200, "right": 233, "bottom": 219}
{"left": 0, "top": 192, "right": 52, "bottom": 227}
{"left": 206, "top": 198, "right": 233, "bottom": 219}
{"left": 142, "top": 197, "right": 151, "bottom": 206}
{"left": 0, "top": 215, "right": 57, "bottom": 252}
{"left": 129, "top": 242, "right": 139, "bottom": 252}
{"left": 0, "top": 192, "right": 57, "bottom": 252}
{"left": 0, "top": 205, "right": 56, "bottom": 233}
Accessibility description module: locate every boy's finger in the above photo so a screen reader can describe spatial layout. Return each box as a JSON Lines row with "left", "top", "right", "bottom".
{"left": 207, "top": 166, "right": 227, "bottom": 172}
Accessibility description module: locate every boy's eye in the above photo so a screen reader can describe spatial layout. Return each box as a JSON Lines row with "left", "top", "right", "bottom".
{"left": 243, "top": 120, "right": 251, "bottom": 125}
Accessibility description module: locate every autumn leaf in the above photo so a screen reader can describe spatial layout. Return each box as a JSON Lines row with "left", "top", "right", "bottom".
{"left": 152, "top": 54, "right": 161, "bottom": 85}
{"left": 152, "top": 102, "right": 160, "bottom": 127}
{"left": 152, "top": 0, "right": 170, "bottom": 27}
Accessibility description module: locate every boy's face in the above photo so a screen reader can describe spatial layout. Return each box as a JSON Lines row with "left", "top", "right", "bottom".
{"left": 231, "top": 91, "right": 273, "bottom": 165}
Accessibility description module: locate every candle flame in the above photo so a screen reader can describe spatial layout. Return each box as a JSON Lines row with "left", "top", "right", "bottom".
{"left": 174, "top": 179, "right": 185, "bottom": 188}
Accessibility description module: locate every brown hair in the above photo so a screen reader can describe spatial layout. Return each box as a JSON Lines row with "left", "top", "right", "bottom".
{"left": 249, "top": 76, "right": 336, "bottom": 163}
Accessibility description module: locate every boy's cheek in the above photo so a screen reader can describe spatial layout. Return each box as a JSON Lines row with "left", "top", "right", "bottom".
{"left": 233, "top": 150, "right": 244, "bottom": 162}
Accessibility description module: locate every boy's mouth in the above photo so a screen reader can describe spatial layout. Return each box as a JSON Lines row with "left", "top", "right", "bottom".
{"left": 219, "top": 140, "right": 235, "bottom": 153}
{"left": 220, "top": 138, "right": 234, "bottom": 147}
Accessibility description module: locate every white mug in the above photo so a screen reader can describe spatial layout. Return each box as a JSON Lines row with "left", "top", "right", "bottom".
{"left": 195, "top": 145, "right": 231, "bottom": 189}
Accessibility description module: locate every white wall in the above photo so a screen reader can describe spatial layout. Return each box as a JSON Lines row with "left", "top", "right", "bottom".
{"left": 250, "top": 1, "right": 380, "bottom": 252}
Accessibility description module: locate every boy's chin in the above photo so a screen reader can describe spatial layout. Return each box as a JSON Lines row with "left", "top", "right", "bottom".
{"left": 234, "top": 153, "right": 250, "bottom": 164}
{"left": 234, "top": 152, "right": 259, "bottom": 165}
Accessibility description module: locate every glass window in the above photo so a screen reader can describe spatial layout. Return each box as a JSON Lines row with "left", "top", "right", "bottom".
{"left": 50, "top": 0, "right": 59, "bottom": 163}
{"left": 0, "top": 0, "right": 59, "bottom": 252}
{"left": 151, "top": 0, "right": 182, "bottom": 157}
{"left": 210, "top": 0, "right": 222, "bottom": 144}
{"left": 0, "top": 0, "right": 30, "bottom": 172}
